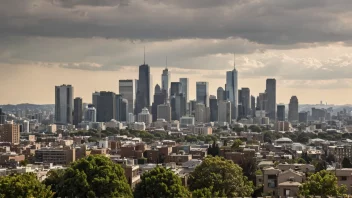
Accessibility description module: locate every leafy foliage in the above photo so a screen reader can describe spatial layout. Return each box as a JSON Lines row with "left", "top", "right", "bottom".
{"left": 231, "top": 139, "right": 242, "bottom": 151}
{"left": 189, "top": 156, "right": 254, "bottom": 197}
{"left": 342, "top": 157, "right": 352, "bottom": 168}
{"left": 0, "top": 173, "right": 54, "bottom": 198}
{"left": 299, "top": 170, "right": 346, "bottom": 197}
{"left": 134, "top": 166, "right": 190, "bottom": 198}
{"left": 46, "top": 155, "right": 132, "bottom": 198}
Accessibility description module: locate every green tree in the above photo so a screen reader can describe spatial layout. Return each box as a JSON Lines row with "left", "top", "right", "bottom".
{"left": 296, "top": 158, "right": 307, "bottom": 164}
{"left": 19, "top": 159, "right": 29, "bottom": 166}
{"left": 51, "top": 155, "right": 132, "bottom": 198}
{"left": 43, "top": 169, "right": 65, "bottom": 195}
{"left": 134, "top": 166, "right": 190, "bottom": 198}
{"left": 231, "top": 139, "right": 242, "bottom": 151}
{"left": 299, "top": 170, "right": 346, "bottom": 197}
{"left": 192, "top": 187, "right": 220, "bottom": 198}
{"left": 0, "top": 173, "right": 54, "bottom": 198}
{"left": 342, "top": 157, "right": 352, "bottom": 168}
{"left": 248, "top": 125, "right": 262, "bottom": 132}
{"left": 189, "top": 156, "right": 254, "bottom": 197}
{"left": 313, "top": 160, "right": 327, "bottom": 172}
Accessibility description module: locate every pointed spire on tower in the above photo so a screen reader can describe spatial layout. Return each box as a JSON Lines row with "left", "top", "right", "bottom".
{"left": 166, "top": 56, "right": 168, "bottom": 69}
{"left": 144, "top": 46, "right": 146, "bottom": 65}
{"left": 233, "top": 53, "right": 236, "bottom": 69}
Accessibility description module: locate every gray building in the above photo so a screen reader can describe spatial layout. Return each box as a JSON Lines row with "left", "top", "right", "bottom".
{"left": 277, "top": 104, "right": 286, "bottom": 121}
{"left": 217, "top": 87, "right": 225, "bottom": 102}
{"left": 251, "top": 95, "right": 256, "bottom": 117}
{"left": 84, "top": 104, "right": 96, "bottom": 122}
{"left": 162, "top": 68, "right": 170, "bottom": 97}
{"left": 157, "top": 103, "right": 171, "bottom": 122}
{"left": 119, "top": 79, "right": 136, "bottom": 114}
{"left": 170, "top": 82, "right": 182, "bottom": 97}
{"left": 116, "top": 94, "right": 128, "bottom": 122}
{"left": 135, "top": 64, "right": 151, "bottom": 115}
{"left": 73, "top": 97, "right": 83, "bottom": 126}
{"left": 209, "top": 95, "right": 218, "bottom": 122}
{"left": 97, "top": 91, "right": 116, "bottom": 122}
{"left": 299, "top": 111, "right": 308, "bottom": 124}
{"left": 179, "top": 78, "right": 189, "bottom": 103}
{"left": 226, "top": 58, "right": 238, "bottom": 119}
{"left": 196, "top": 82, "right": 209, "bottom": 107}
{"left": 92, "top": 91, "right": 100, "bottom": 108}
{"left": 152, "top": 84, "right": 167, "bottom": 122}
{"left": 55, "top": 84, "right": 73, "bottom": 125}
{"left": 266, "top": 79, "right": 276, "bottom": 120}
{"left": 218, "top": 100, "right": 231, "bottom": 123}
{"left": 288, "top": 96, "right": 299, "bottom": 122}
{"left": 171, "top": 94, "right": 186, "bottom": 121}
{"left": 239, "top": 88, "right": 250, "bottom": 118}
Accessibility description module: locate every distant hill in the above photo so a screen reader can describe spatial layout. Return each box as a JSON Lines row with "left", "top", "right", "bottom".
{"left": 0, "top": 103, "right": 54, "bottom": 112}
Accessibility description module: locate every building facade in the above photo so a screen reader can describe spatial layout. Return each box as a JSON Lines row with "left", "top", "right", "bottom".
{"left": 55, "top": 84, "right": 73, "bottom": 124}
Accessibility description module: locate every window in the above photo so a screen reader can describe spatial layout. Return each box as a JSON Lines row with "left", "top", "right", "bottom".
{"left": 342, "top": 176, "right": 347, "bottom": 181}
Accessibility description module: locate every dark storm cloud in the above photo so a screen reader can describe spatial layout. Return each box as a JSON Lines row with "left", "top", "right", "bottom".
{"left": 1, "top": 0, "right": 352, "bottom": 45}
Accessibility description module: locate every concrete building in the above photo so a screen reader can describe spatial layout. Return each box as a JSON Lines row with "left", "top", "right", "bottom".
{"left": 35, "top": 147, "right": 76, "bottom": 165}
{"left": 152, "top": 84, "right": 167, "bottom": 121}
{"left": 195, "top": 103, "right": 206, "bottom": 123}
{"left": 276, "top": 121, "right": 290, "bottom": 132}
{"left": 239, "top": 88, "right": 251, "bottom": 118}
{"left": 133, "top": 122, "right": 146, "bottom": 131}
{"left": 92, "top": 91, "right": 100, "bottom": 108}
{"left": 157, "top": 103, "right": 171, "bottom": 122}
{"left": 226, "top": 56, "right": 238, "bottom": 120}
{"left": 209, "top": 95, "right": 218, "bottom": 122}
{"left": 288, "top": 96, "right": 299, "bottom": 122}
{"left": 194, "top": 126, "right": 212, "bottom": 135}
{"left": 73, "top": 97, "right": 83, "bottom": 126}
{"left": 266, "top": 79, "right": 276, "bottom": 120}
{"left": 180, "top": 116, "right": 195, "bottom": 127}
{"left": 23, "top": 120, "right": 29, "bottom": 133}
{"left": 116, "top": 94, "right": 128, "bottom": 122}
{"left": 251, "top": 95, "right": 256, "bottom": 117}
{"left": 0, "top": 123, "right": 20, "bottom": 144}
{"left": 218, "top": 100, "right": 231, "bottom": 123}
{"left": 84, "top": 104, "right": 97, "bottom": 122}
{"left": 217, "top": 87, "right": 225, "bottom": 102}
{"left": 179, "top": 78, "right": 189, "bottom": 104}
{"left": 298, "top": 111, "right": 308, "bottom": 124}
{"left": 97, "top": 91, "right": 116, "bottom": 122}
{"left": 171, "top": 93, "right": 186, "bottom": 121}
{"left": 196, "top": 82, "right": 209, "bottom": 107}
{"left": 277, "top": 104, "right": 285, "bottom": 121}
{"left": 119, "top": 79, "right": 136, "bottom": 114}
{"left": 55, "top": 84, "right": 73, "bottom": 124}
{"left": 137, "top": 108, "right": 152, "bottom": 127}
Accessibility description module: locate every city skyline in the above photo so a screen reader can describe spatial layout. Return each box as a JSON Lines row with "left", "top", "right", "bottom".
{"left": 1, "top": 1, "right": 352, "bottom": 105}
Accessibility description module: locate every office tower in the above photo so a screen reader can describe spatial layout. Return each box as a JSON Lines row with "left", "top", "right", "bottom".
{"left": 138, "top": 107, "right": 152, "bottom": 127}
{"left": 116, "top": 94, "right": 128, "bottom": 122}
{"left": 217, "top": 87, "right": 225, "bottom": 102}
{"left": 209, "top": 95, "right": 218, "bottom": 122}
{"left": 196, "top": 82, "right": 209, "bottom": 107}
{"left": 96, "top": 91, "right": 116, "bottom": 122}
{"left": 162, "top": 67, "right": 170, "bottom": 97}
{"left": 288, "top": 96, "right": 299, "bottom": 122}
{"left": 251, "top": 95, "right": 256, "bottom": 117}
{"left": 266, "top": 79, "right": 276, "bottom": 120}
{"left": 171, "top": 93, "right": 186, "bottom": 121}
{"left": 241, "top": 88, "right": 251, "bottom": 117}
{"left": 170, "top": 82, "right": 182, "bottom": 97}
{"left": 157, "top": 104, "right": 171, "bottom": 122}
{"left": 92, "top": 91, "right": 100, "bottom": 108}
{"left": 218, "top": 100, "right": 231, "bottom": 123}
{"left": 0, "top": 108, "right": 6, "bottom": 125}
{"left": 119, "top": 79, "right": 135, "bottom": 114}
{"left": 55, "top": 84, "right": 73, "bottom": 125}
{"left": 277, "top": 104, "right": 286, "bottom": 121}
{"left": 135, "top": 63, "right": 151, "bottom": 115}
{"left": 299, "top": 111, "right": 308, "bottom": 124}
{"left": 84, "top": 104, "right": 97, "bottom": 122}
{"left": 0, "top": 123, "right": 20, "bottom": 144}
{"left": 23, "top": 120, "right": 29, "bottom": 133}
{"left": 311, "top": 108, "right": 327, "bottom": 121}
{"left": 257, "top": 92, "right": 268, "bottom": 111}
{"left": 73, "top": 97, "right": 83, "bottom": 126}
{"left": 152, "top": 85, "right": 167, "bottom": 121}
{"left": 195, "top": 103, "right": 206, "bottom": 123}
{"left": 189, "top": 100, "right": 197, "bottom": 116}
{"left": 226, "top": 55, "right": 238, "bottom": 119}
{"left": 179, "top": 78, "right": 189, "bottom": 103}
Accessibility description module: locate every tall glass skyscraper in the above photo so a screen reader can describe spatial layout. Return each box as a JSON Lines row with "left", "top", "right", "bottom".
{"left": 179, "top": 78, "right": 189, "bottom": 103}
{"left": 162, "top": 68, "right": 170, "bottom": 96}
{"left": 119, "top": 79, "right": 135, "bottom": 114}
{"left": 55, "top": 84, "right": 73, "bottom": 124}
{"left": 226, "top": 55, "right": 238, "bottom": 119}
{"left": 266, "top": 78, "right": 276, "bottom": 120}
{"left": 135, "top": 64, "right": 151, "bottom": 115}
{"left": 196, "top": 82, "right": 209, "bottom": 107}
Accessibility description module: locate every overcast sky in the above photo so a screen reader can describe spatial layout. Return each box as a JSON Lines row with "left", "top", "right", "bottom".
{"left": 1, "top": 0, "right": 352, "bottom": 104}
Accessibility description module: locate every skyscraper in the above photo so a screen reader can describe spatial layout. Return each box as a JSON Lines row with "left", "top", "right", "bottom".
{"left": 55, "top": 84, "right": 73, "bottom": 125}
{"left": 195, "top": 103, "right": 206, "bottom": 123}
{"left": 152, "top": 84, "right": 166, "bottom": 121}
{"left": 119, "top": 79, "right": 135, "bottom": 114}
{"left": 135, "top": 64, "right": 151, "bottom": 114}
{"left": 209, "top": 95, "right": 218, "bottom": 122}
{"left": 84, "top": 104, "right": 96, "bottom": 122}
{"left": 288, "top": 96, "right": 299, "bottom": 122}
{"left": 299, "top": 111, "right": 308, "bottom": 124}
{"left": 0, "top": 108, "right": 6, "bottom": 124}
{"left": 0, "top": 123, "right": 20, "bottom": 144}
{"left": 277, "top": 104, "right": 286, "bottom": 121}
{"left": 157, "top": 103, "right": 171, "bottom": 122}
{"left": 92, "top": 91, "right": 100, "bottom": 108}
{"left": 196, "top": 82, "right": 209, "bottom": 107}
{"left": 226, "top": 55, "right": 238, "bottom": 119}
{"left": 240, "top": 88, "right": 251, "bottom": 118}
{"left": 96, "top": 91, "right": 116, "bottom": 122}
{"left": 170, "top": 82, "right": 182, "bottom": 97}
{"left": 218, "top": 100, "right": 231, "bottom": 123}
{"left": 266, "top": 79, "right": 276, "bottom": 120}
{"left": 251, "top": 95, "right": 256, "bottom": 117}
{"left": 116, "top": 94, "right": 128, "bottom": 122}
{"left": 73, "top": 97, "right": 83, "bottom": 126}
{"left": 162, "top": 67, "right": 170, "bottom": 97}
{"left": 217, "top": 87, "right": 225, "bottom": 102}
{"left": 179, "top": 78, "right": 189, "bottom": 103}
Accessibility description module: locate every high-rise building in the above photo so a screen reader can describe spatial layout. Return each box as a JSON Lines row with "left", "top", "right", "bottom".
{"left": 218, "top": 100, "right": 231, "bottom": 123}
{"left": 138, "top": 107, "right": 152, "bottom": 127}
{"left": 84, "top": 104, "right": 97, "bottom": 122}
{"left": 266, "top": 79, "right": 276, "bottom": 120}
{"left": 239, "top": 88, "right": 250, "bottom": 118}
{"left": 0, "top": 108, "right": 6, "bottom": 124}
{"left": 299, "top": 111, "right": 308, "bottom": 124}
{"left": 152, "top": 85, "right": 166, "bottom": 121}
{"left": 288, "top": 96, "right": 299, "bottom": 122}
{"left": 209, "top": 95, "right": 218, "bottom": 122}
{"left": 217, "top": 87, "right": 225, "bottom": 102}
{"left": 257, "top": 92, "right": 268, "bottom": 111}
{"left": 162, "top": 67, "right": 170, "bottom": 97}
{"left": 0, "top": 123, "right": 20, "bottom": 144}
{"left": 73, "top": 97, "right": 83, "bottom": 126}
{"left": 119, "top": 79, "right": 136, "bottom": 114}
{"left": 96, "top": 91, "right": 116, "bottom": 122}
{"left": 157, "top": 104, "right": 171, "bottom": 122}
{"left": 55, "top": 84, "right": 73, "bottom": 125}
{"left": 195, "top": 103, "right": 206, "bottom": 123}
{"left": 170, "top": 82, "right": 182, "bottom": 97}
{"left": 171, "top": 94, "right": 186, "bottom": 121}
{"left": 226, "top": 55, "right": 238, "bottom": 120}
{"left": 135, "top": 64, "right": 151, "bottom": 115}
{"left": 277, "top": 104, "right": 286, "bottom": 121}
{"left": 179, "top": 78, "right": 189, "bottom": 103}
{"left": 251, "top": 95, "right": 256, "bottom": 117}
{"left": 23, "top": 120, "right": 29, "bottom": 133}
{"left": 92, "top": 91, "right": 100, "bottom": 108}
{"left": 196, "top": 82, "right": 209, "bottom": 107}
{"left": 116, "top": 94, "right": 128, "bottom": 122}
{"left": 189, "top": 100, "right": 197, "bottom": 116}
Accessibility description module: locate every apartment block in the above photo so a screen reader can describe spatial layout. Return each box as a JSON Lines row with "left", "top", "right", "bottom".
{"left": 35, "top": 147, "right": 76, "bottom": 165}
{"left": 0, "top": 124, "right": 20, "bottom": 144}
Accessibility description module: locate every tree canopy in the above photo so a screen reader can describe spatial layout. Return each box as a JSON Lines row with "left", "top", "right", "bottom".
{"left": 0, "top": 173, "right": 54, "bottom": 198}
{"left": 299, "top": 170, "right": 346, "bottom": 197}
{"left": 134, "top": 166, "right": 190, "bottom": 198}
{"left": 342, "top": 157, "right": 352, "bottom": 168}
{"left": 46, "top": 155, "right": 132, "bottom": 198}
{"left": 231, "top": 139, "right": 243, "bottom": 151}
{"left": 189, "top": 156, "right": 254, "bottom": 197}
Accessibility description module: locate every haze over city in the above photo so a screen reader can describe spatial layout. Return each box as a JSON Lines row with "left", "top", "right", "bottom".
{"left": 1, "top": 0, "right": 352, "bottom": 105}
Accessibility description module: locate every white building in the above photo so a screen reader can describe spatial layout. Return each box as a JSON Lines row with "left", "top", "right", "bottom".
{"left": 133, "top": 122, "right": 146, "bottom": 131}
{"left": 138, "top": 108, "right": 152, "bottom": 127}
{"left": 23, "top": 120, "right": 29, "bottom": 133}
{"left": 84, "top": 105, "right": 97, "bottom": 122}
{"left": 105, "top": 119, "right": 122, "bottom": 129}
{"left": 47, "top": 124, "right": 57, "bottom": 133}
